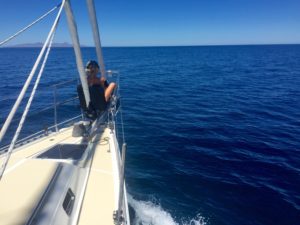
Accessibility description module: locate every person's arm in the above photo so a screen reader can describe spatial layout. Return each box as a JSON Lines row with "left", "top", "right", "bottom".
{"left": 104, "top": 82, "right": 116, "bottom": 102}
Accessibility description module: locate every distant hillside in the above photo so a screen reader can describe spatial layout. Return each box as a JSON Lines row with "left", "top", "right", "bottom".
{"left": 6, "top": 42, "right": 74, "bottom": 48}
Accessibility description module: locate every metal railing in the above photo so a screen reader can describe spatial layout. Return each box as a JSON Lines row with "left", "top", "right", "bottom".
{"left": 0, "top": 78, "right": 82, "bottom": 154}
{"left": 0, "top": 114, "right": 82, "bottom": 154}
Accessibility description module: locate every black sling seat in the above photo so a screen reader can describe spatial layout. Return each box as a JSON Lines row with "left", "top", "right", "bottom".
{"left": 77, "top": 84, "right": 107, "bottom": 119}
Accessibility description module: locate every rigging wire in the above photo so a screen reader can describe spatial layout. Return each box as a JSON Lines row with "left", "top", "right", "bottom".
{"left": 0, "top": 29, "right": 57, "bottom": 180}
{"left": 0, "top": 0, "right": 66, "bottom": 145}
{"left": 0, "top": 31, "right": 58, "bottom": 180}
{"left": 0, "top": 3, "right": 61, "bottom": 47}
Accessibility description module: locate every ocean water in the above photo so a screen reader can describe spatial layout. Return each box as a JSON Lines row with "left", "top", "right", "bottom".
{"left": 0, "top": 45, "right": 300, "bottom": 225}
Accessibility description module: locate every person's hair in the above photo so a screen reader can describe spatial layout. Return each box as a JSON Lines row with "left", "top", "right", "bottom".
{"left": 86, "top": 60, "right": 99, "bottom": 69}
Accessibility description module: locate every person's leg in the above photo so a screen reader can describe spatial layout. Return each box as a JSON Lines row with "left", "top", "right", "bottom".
{"left": 104, "top": 82, "right": 116, "bottom": 102}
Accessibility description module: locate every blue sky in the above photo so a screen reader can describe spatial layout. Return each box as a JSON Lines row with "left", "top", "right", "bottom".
{"left": 0, "top": 0, "right": 300, "bottom": 46}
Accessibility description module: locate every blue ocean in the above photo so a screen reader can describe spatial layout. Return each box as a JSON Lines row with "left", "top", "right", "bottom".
{"left": 0, "top": 45, "right": 300, "bottom": 225}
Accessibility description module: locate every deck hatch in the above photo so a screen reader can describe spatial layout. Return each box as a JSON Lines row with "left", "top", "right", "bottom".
{"left": 63, "top": 188, "right": 75, "bottom": 216}
{"left": 37, "top": 144, "right": 87, "bottom": 160}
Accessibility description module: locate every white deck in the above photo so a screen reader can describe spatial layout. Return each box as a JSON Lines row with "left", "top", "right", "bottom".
{"left": 0, "top": 160, "right": 59, "bottom": 225}
{"left": 0, "top": 125, "right": 119, "bottom": 225}
{"left": 78, "top": 128, "right": 118, "bottom": 225}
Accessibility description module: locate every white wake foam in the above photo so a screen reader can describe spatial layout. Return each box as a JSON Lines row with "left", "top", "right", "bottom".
{"left": 128, "top": 195, "right": 207, "bottom": 225}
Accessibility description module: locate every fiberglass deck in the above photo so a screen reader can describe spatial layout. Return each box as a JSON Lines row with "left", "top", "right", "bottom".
{"left": 0, "top": 126, "right": 119, "bottom": 225}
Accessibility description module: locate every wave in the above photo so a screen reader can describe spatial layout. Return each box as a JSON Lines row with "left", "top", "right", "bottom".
{"left": 128, "top": 195, "right": 207, "bottom": 225}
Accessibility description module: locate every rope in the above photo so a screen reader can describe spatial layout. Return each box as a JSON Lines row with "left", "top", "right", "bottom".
{"left": 0, "top": 0, "right": 65, "bottom": 145}
{"left": 0, "top": 3, "right": 61, "bottom": 47}
{"left": 0, "top": 27, "right": 57, "bottom": 180}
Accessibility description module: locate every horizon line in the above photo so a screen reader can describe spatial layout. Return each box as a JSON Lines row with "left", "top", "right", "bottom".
{"left": 1, "top": 43, "right": 300, "bottom": 48}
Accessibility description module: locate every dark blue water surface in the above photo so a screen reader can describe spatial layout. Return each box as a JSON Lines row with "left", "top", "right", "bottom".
{"left": 0, "top": 45, "right": 300, "bottom": 225}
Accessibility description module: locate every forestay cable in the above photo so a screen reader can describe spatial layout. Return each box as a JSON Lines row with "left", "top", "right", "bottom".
{"left": 0, "top": 0, "right": 66, "bottom": 144}
{"left": 0, "top": 3, "right": 61, "bottom": 46}
{"left": 0, "top": 30, "right": 57, "bottom": 180}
